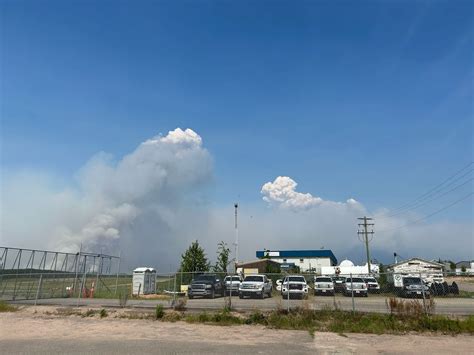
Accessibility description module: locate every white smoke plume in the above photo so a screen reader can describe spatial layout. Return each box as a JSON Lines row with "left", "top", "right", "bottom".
{"left": 1, "top": 128, "right": 213, "bottom": 269}
{"left": 261, "top": 176, "right": 360, "bottom": 211}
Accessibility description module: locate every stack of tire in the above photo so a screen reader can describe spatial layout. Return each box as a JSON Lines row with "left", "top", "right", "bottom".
{"left": 429, "top": 281, "right": 459, "bottom": 296}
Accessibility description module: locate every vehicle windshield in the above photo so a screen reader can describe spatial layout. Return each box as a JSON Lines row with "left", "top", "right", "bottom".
{"left": 346, "top": 278, "right": 364, "bottom": 283}
{"left": 224, "top": 276, "right": 241, "bottom": 282}
{"left": 403, "top": 277, "right": 422, "bottom": 286}
{"left": 194, "top": 275, "right": 216, "bottom": 282}
{"left": 315, "top": 277, "right": 332, "bottom": 282}
{"left": 364, "top": 278, "right": 377, "bottom": 282}
{"left": 333, "top": 277, "right": 345, "bottom": 282}
{"left": 244, "top": 276, "right": 264, "bottom": 282}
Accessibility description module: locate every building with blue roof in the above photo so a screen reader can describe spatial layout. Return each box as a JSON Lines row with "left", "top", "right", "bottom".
{"left": 256, "top": 249, "right": 337, "bottom": 273}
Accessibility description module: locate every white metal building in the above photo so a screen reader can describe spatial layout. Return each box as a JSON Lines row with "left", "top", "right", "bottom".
{"left": 132, "top": 267, "right": 156, "bottom": 295}
{"left": 256, "top": 249, "right": 337, "bottom": 273}
{"left": 387, "top": 258, "right": 444, "bottom": 286}
{"left": 321, "top": 259, "right": 380, "bottom": 276}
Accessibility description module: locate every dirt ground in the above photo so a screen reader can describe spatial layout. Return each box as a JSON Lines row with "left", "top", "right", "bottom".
{"left": 0, "top": 306, "right": 473, "bottom": 354}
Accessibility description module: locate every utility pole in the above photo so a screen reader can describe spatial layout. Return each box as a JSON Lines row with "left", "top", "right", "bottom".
{"left": 358, "top": 217, "right": 374, "bottom": 274}
{"left": 234, "top": 203, "right": 239, "bottom": 272}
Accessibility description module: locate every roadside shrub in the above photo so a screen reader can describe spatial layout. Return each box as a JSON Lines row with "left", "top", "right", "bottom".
{"left": 100, "top": 308, "right": 108, "bottom": 318}
{"left": 386, "top": 297, "right": 433, "bottom": 317}
{"left": 155, "top": 304, "right": 164, "bottom": 320}
{"left": 246, "top": 311, "right": 267, "bottom": 325}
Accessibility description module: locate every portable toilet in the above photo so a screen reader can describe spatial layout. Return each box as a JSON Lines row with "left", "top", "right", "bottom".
{"left": 132, "top": 267, "right": 156, "bottom": 295}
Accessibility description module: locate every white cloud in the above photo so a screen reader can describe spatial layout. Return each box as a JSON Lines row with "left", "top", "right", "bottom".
{"left": 261, "top": 176, "right": 361, "bottom": 211}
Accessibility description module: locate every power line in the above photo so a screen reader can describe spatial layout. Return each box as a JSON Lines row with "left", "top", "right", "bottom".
{"left": 378, "top": 177, "right": 473, "bottom": 219}
{"left": 377, "top": 162, "right": 473, "bottom": 217}
{"left": 378, "top": 192, "right": 473, "bottom": 233}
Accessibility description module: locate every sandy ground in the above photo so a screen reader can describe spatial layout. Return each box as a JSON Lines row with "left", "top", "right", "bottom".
{"left": 0, "top": 306, "right": 472, "bottom": 354}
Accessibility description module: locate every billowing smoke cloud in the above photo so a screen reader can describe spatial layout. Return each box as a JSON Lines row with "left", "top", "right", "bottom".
{"left": 261, "top": 176, "right": 360, "bottom": 211}
{"left": 1, "top": 128, "right": 213, "bottom": 269}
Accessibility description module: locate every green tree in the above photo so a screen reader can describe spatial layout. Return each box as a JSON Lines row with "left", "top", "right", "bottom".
{"left": 449, "top": 261, "right": 456, "bottom": 271}
{"left": 180, "top": 240, "right": 209, "bottom": 273}
{"left": 213, "top": 241, "right": 230, "bottom": 273}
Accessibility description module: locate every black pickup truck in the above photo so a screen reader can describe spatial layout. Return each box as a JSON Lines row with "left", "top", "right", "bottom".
{"left": 188, "top": 274, "right": 224, "bottom": 299}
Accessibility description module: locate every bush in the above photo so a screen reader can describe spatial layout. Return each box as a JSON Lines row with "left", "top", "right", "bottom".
{"left": 155, "top": 305, "right": 164, "bottom": 320}
{"left": 100, "top": 308, "right": 108, "bottom": 318}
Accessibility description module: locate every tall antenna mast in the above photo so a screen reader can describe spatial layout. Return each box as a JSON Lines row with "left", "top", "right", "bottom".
{"left": 234, "top": 203, "right": 239, "bottom": 270}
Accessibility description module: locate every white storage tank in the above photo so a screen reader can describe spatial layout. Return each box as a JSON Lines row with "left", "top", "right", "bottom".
{"left": 132, "top": 267, "right": 156, "bottom": 295}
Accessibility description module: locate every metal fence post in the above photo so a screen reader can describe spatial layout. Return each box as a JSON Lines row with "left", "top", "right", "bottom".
{"left": 351, "top": 273, "right": 355, "bottom": 314}
{"left": 77, "top": 271, "right": 87, "bottom": 307}
{"left": 114, "top": 251, "right": 121, "bottom": 296}
{"left": 34, "top": 274, "right": 43, "bottom": 306}
{"left": 287, "top": 275, "right": 290, "bottom": 312}
{"left": 420, "top": 272, "right": 427, "bottom": 314}
{"left": 173, "top": 273, "right": 177, "bottom": 309}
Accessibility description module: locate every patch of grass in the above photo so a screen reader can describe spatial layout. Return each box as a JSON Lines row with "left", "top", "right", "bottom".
{"left": 155, "top": 304, "right": 164, "bottom": 320}
{"left": 179, "top": 307, "right": 474, "bottom": 335}
{"left": 100, "top": 308, "right": 108, "bottom": 318}
{"left": 0, "top": 301, "right": 17, "bottom": 312}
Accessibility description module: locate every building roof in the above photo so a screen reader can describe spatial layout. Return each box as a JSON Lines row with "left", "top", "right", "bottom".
{"left": 256, "top": 249, "right": 337, "bottom": 265}
{"left": 456, "top": 261, "right": 472, "bottom": 268}
{"left": 133, "top": 267, "right": 156, "bottom": 273}
{"left": 388, "top": 258, "right": 444, "bottom": 269}
{"left": 236, "top": 259, "right": 281, "bottom": 267}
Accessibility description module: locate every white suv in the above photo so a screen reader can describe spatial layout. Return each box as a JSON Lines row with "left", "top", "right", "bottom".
{"left": 314, "top": 276, "right": 335, "bottom": 296}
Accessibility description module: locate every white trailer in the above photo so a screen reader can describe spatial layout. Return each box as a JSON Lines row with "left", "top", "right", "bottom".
{"left": 132, "top": 267, "right": 156, "bottom": 295}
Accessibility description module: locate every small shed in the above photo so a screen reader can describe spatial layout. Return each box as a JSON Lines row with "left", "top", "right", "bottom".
{"left": 132, "top": 267, "right": 156, "bottom": 295}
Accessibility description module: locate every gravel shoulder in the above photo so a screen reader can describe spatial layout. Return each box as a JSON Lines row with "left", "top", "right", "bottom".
{"left": 0, "top": 306, "right": 473, "bottom": 354}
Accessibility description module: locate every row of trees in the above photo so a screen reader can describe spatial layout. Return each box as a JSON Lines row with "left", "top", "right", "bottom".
{"left": 179, "top": 240, "right": 231, "bottom": 273}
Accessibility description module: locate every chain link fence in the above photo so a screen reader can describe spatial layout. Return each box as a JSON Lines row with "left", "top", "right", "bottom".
{"left": 1, "top": 270, "right": 472, "bottom": 315}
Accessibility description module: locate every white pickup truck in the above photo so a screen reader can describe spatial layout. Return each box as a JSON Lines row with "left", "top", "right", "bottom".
{"left": 281, "top": 275, "right": 309, "bottom": 299}
{"left": 239, "top": 274, "right": 273, "bottom": 299}
{"left": 314, "top": 276, "right": 335, "bottom": 296}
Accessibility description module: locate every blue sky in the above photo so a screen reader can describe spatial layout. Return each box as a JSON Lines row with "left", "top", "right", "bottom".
{"left": 2, "top": 0, "right": 473, "bottom": 220}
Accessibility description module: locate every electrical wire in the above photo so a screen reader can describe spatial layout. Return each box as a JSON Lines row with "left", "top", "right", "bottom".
{"left": 376, "top": 162, "right": 473, "bottom": 217}
{"left": 378, "top": 177, "right": 473, "bottom": 219}
{"left": 377, "top": 192, "right": 473, "bottom": 233}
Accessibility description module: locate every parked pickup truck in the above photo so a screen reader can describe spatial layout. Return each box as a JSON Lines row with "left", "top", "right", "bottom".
{"left": 314, "top": 276, "right": 335, "bottom": 296}
{"left": 239, "top": 274, "right": 273, "bottom": 299}
{"left": 363, "top": 277, "right": 381, "bottom": 293}
{"left": 224, "top": 275, "right": 242, "bottom": 296}
{"left": 343, "top": 277, "right": 368, "bottom": 297}
{"left": 281, "top": 275, "right": 309, "bottom": 299}
{"left": 188, "top": 274, "right": 224, "bottom": 299}
{"left": 333, "top": 276, "right": 346, "bottom": 293}
{"left": 400, "top": 276, "right": 430, "bottom": 299}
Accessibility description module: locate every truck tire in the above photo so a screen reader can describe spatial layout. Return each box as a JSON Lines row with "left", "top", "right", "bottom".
{"left": 210, "top": 290, "right": 215, "bottom": 299}
{"left": 239, "top": 293, "right": 243, "bottom": 299}
{"left": 260, "top": 289, "right": 265, "bottom": 299}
